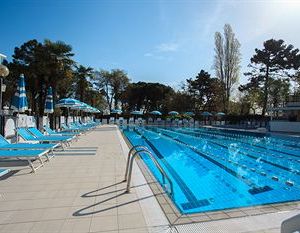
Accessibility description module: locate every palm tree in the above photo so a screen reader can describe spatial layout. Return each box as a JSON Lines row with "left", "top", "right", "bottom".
{"left": 73, "top": 65, "right": 94, "bottom": 102}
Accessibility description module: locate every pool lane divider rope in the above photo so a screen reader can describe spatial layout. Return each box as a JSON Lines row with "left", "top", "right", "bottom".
{"left": 133, "top": 128, "right": 211, "bottom": 211}
{"left": 146, "top": 127, "right": 273, "bottom": 195}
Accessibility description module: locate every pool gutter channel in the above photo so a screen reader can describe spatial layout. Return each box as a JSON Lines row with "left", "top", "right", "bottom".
{"left": 120, "top": 127, "right": 300, "bottom": 226}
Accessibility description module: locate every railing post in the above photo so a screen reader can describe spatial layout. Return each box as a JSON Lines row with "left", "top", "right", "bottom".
{"left": 124, "top": 147, "right": 174, "bottom": 198}
{"left": 124, "top": 145, "right": 147, "bottom": 181}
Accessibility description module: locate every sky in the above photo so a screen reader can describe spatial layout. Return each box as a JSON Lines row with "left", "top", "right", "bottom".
{"left": 1, "top": 0, "right": 300, "bottom": 88}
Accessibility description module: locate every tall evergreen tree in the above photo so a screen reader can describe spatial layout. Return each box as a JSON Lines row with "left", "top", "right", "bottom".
{"left": 240, "top": 39, "right": 300, "bottom": 115}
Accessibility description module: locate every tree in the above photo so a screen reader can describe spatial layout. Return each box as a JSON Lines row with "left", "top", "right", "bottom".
{"left": 186, "top": 70, "right": 223, "bottom": 112}
{"left": 73, "top": 65, "right": 94, "bottom": 102}
{"left": 214, "top": 24, "right": 241, "bottom": 113}
{"left": 240, "top": 39, "right": 300, "bottom": 115}
{"left": 121, "top": 82, "right": 174, "bottom": 112}
{"left": 94, "top": 69, "right": 130, "bottom": 111}
{"left": 162, "top": 91, "right": 193, "bottom": 114}
{"left": 238, "top": 88, "right": 263, "bottom": 115}
{"left": 9, "top": 39, "right": 75, "bottom": 116}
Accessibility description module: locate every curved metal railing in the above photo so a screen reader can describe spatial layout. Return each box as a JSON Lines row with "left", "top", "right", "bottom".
{"left": 124, "top": 145, "right": 174, "bottom": 198}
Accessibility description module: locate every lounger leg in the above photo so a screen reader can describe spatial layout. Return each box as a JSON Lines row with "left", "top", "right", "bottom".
{"left": 38, "top": 157, "right": 44, "bottom": 167}
{"left": 27, "top": 159, "right": 36, "bottom": 173}
{"left": 45, "top": 154, "right": 50, "bottom": 162}
{"left": 51, "top": 149, "right": 55, "bottom": 159}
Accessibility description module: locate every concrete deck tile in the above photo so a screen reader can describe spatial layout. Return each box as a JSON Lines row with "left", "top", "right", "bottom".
{"left": 118, "top": 212, "right": 147, "bottom": 230}
{"left": 60, "top": 218, "right": 91, "bottom": 233}
{"left": 89, "top": 215, "right": 118, "bottom": 232}
{"left": 29, "top": 219, "right": 65, "bottom": 233}
{"left": 0, "top": 222, "right": 34, "bottom": 233}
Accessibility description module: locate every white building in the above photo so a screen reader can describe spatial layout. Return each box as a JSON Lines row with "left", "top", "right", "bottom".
{"left": 269, "top": 95, "right": 300, "bottom": 133}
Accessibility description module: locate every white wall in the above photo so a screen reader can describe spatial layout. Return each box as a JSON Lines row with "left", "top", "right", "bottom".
{"left": 270, "top": 121, "right": 300, "bottom": 133}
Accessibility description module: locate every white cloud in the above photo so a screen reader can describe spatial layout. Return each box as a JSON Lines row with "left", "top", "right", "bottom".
{"left": 156, "top": 42, "right": 179, "bottom": 52}
{"left": 144, "top": 42, "right": 179, "bottom": 61}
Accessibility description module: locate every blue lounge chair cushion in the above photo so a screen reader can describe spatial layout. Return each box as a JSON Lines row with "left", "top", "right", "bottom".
{"left": 44, "top": 126, "right": 77, "bottom": 136}
{"left": 27, "top": 128, "right": 73, "bottom": 141}
{"left": 0, "top": 149, "right": 47, "bottom": 157}
{"left": 0, "top": 169, "right": 10, "bottom": 177}
{"left": 0, "top": 134, "right": 58, "bottom": 149}
{"left": 17, "top": 128, "right": 71, "bottom": 143}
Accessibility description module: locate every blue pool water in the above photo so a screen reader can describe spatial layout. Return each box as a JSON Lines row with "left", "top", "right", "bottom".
{"left": 122, "top": 126, "right": 300, "bottom": 214}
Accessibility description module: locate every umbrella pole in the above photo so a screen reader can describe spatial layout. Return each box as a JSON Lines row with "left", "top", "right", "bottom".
{"left": 16, "top": 113, "right": 19, "bottom": 143}
{"left": 67, "top": 107, "right": 69, "bottom": 125}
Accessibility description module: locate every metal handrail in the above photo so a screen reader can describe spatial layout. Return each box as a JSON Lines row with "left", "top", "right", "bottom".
{"left": 125, "top": 146, "right": 174, "bottom": 198}
{"left": 124, "top": 145, "right": 148, "bottom": 181}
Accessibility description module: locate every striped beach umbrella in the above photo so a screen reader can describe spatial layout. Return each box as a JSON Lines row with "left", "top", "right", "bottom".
{"left": 44, "top": 86, "right": 54, "bottom": 114}
{"left": 55, "top": 98, "right": 81, "bottom": 108}
{"left": 11, "top": 74, "right": 28, "bottom": 113}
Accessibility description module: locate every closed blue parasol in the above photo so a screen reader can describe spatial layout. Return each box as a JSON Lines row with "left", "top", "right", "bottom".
{"left": 11, "top": 74, "right": 28, "bottom": 112}
{"left": 44, "top": 86, "right": 54, "bottom": 114}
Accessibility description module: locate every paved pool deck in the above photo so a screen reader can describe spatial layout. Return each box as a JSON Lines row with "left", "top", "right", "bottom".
{"left": 0, "top": 125, "right": 299, "bottom": 233}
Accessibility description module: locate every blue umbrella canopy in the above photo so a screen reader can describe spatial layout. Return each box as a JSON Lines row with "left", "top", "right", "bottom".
{"left": 44, "top": 86, "right": 54, "bottom": 114}
{"left": 111, "top": 109, "right": 122, "bottom": 114}
{"left": 130, "top": 110, "right": 143, "bottom": 115}
{"left": 71, "top": 102, "right": 88, "bottom": 110}
{"left": 11, "top": 74, "right": 28, "bottom": 113}
{"left": 149, "top": 110, "right": 162, "bottom": 116}
{"left": 216, "top": 112, "right": 226, "bottom": 116}
{"left": 92, "top": 107, "right": 101, "bottom": 113}
{"left": 201, "top": 111, "right": 213, "bottom": 116}
{"left": 184, "top": 111, "right": 195, "bottom": 116}
{"left": 168, "top": 111, "right": 179, "bottom": 115}
{"left": 56, "top": 98, "right": 81, "bottom": 108}
{"left": 71, "top": 102, "right": 101, "bottom": 113}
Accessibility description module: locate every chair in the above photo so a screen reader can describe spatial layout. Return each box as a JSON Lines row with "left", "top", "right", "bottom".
{"left": 0, "top": 168, "right": 10, "bottom": 177}
{"left": 43, "top": 126, "right": 78, "bottom": 137}
{"left": 61, "top": 123, "right": 86, "bottom": 133}
{"left": 0, "top": 149, "right": 52, "bottom": 172}
{"left": 109, "top": 117, "right": 115, "bottom": 124}
{"left": 70, "top": 122, "right": 91, "bottom": 130}
{"left": 17, "top": 128, "right": 72, "bottom": 147}
{"left": 27, "top": 127, "right": 74, "bottom": 142}
{"left": 0, "top": 134, "right": 59, "bottom": 150}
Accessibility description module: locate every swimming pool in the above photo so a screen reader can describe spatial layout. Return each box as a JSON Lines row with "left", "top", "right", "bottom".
{"left": 122, "top": 126, "right": 300, "bottom": 214}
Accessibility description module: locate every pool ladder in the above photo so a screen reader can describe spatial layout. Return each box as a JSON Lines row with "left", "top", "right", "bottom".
{"left": 124, "top": 145, "right": 174, "bottom": 198}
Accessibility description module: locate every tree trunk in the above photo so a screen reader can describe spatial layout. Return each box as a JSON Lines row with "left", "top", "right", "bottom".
{"left": 262, "top": 65, "right": 269, "bottom": 116}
